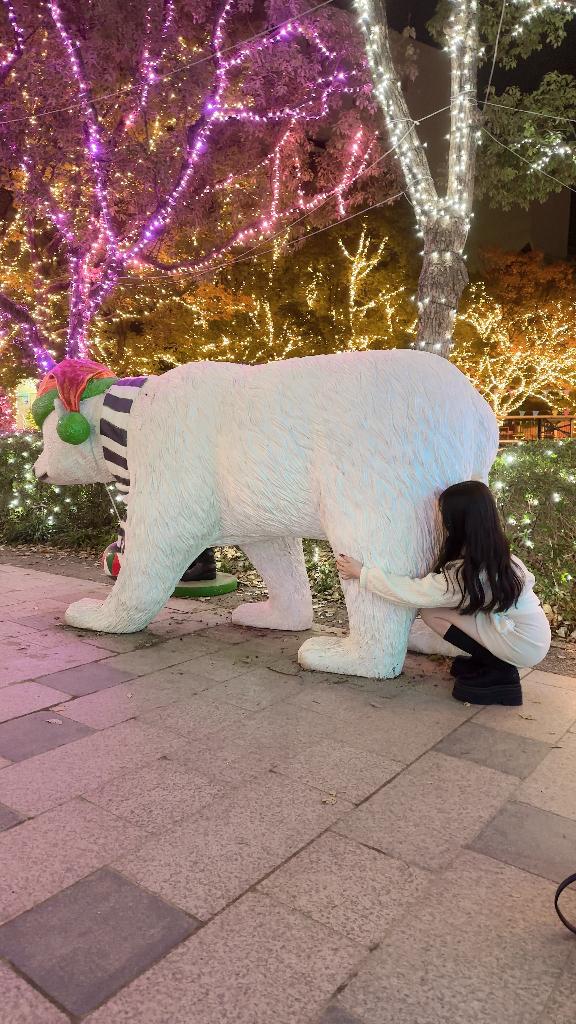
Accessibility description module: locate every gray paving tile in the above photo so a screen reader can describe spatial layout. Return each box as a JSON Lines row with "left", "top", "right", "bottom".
{"left": 115, "top": 773, "right": 353, "bottom": 920}
{"left": 0, "top": 798, "right": 147, "bottom": 924}
{"left": 539, "top": 953, "right": 576, "bottom": 1023}
{"left": 0, "top": 961, "right": 68, "bottom": 1023}
{"left": 470, "top": 801, "right": 576, "bottom": 882}
{"left": 138, "top": 695, "right": 252, "bottom": 741}
{"left": 164, "top": 647, "right": 268, "bottom": 684}
{"left": 33, "top": 660, "right": 138, "bottom": 696}
{"left": 518, "top": 731, "right": 576, "bottom": 820}
{"left": 334, "top": 752, "right": 517, "bottom": 870}
{"left": 88, "top": 892, "right": 364, "bottom": 1024}
{"left": 170, "top": 703, "right": 337, "bottom": 784}
{"left": 317, "top": 1007, "right": 366, "bottom": 1024}
{"left": 11, "top": 611, "right": 68, "bottom": 630}
{"left": 54, "top": 668, "right": 221, "bottom": 729}
{"left": 475, "top": 677, "right": 576, "bottom": 742}
{"left": 68, "top": 630, "right": 162, "bottom": 653}
{"left": 102, "top": 635, "right": 224, "bottom": 676}
{"left": 0, "top": 868, "right": 199, "bottom": 1016}
{"left": 339, "top": 851, "right": 574, "bottom": 1024}
{"left": 275, "top": 739, "right": 403, "bottom": 803}
{"left": 197, "top": 624, "right": 267, "bottom": 644}
{"left": 85, "top": 759, "right": 227, "bottom": 831}
{"left": 259, "top": 832, "right": 432, "bottom": 946}
{"left": 435, "top": 722, "right": 552, "bottom": 778}
{"left": 529, "top": 668, "right": 576, "bottom": 693}
{"left": 0, "top": 681, "right": 71, "bottom": 724}
{"left": 0, "top": 710, "right": 94, "bottom": 762}
{"left": 0, "top": 625, "right": 109, "bottom": 687}
{"left": 206, "top": 667, "right": 305, "bottom": 710}
{"left": 0, "top": 719, "right": 183, "bottom": 815}
{"left": 328, "top": 690, "right": 476, "bottom": 762}
{"left": 0, "top": 802, "right": 24, "bottom": 832}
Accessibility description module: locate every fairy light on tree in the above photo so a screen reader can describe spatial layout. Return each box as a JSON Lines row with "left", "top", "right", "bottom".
{"left": 0, "top": 387, "right": 16, "bottom": 433}
{"left": 338, "top": 227, "right": 410, "bottom": 349}
{"left": 352, "top": 0, "right": 576, "bottom": 358}
{"left": 453, "top": 282, "right": 576, "bottom": 419}
{"left": 0, "top": 0, "right": 398, "bottom": 374}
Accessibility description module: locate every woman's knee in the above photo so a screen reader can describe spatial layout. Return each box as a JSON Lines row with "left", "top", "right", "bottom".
{"left": 420, "top": 608, "right": 446, "bottom": 632}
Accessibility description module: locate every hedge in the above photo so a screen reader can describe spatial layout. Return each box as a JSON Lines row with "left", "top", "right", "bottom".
{"left": 1, "top": 434, "right": 575, "bottom": 632}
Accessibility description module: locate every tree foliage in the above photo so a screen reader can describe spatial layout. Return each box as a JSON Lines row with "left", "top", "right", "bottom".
{"left": 0, "top": 0, "right": 402, "bottom": 370}
{"left": 453, "top": 250, "right": 576, "bottom": 418}
{"left": 429, "top": 0, "right": 576, "bottom": 208}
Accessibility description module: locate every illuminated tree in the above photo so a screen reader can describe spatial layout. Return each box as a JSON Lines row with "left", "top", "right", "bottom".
{"left": 332, "top": 226, "right": 408, "bottom": 349}
{"left": 352, "top": 0, "right": 576, "bottom": 357}
{"left": 88, "top": 203, "right": 417, "bottom": 370}
{"left": 0, "top": 387, "right": 16, "bottom": 433}
{"left": 453, "top": 282, "right": 576, "bottom": 419}
{"left": 0, "top": 0, "right": 401, "bottom": 375}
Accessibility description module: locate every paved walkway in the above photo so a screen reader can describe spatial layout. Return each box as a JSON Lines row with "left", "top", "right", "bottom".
{"left": 0, "top": 561, "right": 575, "bottom": 1023}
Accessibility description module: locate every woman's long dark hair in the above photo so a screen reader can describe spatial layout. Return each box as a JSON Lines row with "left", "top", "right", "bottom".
{"left": 434, "top": 481, "right": 524, "bottom": 615}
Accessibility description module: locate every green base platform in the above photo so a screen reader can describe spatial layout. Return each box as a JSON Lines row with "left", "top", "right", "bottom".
{"left": 171, "top": 572, "right": 238, "bottom": 599}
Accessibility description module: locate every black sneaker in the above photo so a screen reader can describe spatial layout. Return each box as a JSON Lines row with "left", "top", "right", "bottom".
{"left": 180, "top": 549, "right": 217, "bottom": 582}
{"left": 452, "top": 665, "right": 523, "bottom": 706}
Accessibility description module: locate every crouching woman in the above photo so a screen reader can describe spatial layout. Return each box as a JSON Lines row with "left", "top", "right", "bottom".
{"left": 337, "top": 481, "right": 551, "bottom": 707}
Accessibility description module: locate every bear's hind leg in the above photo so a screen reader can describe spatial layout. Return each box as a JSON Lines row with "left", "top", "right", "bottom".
{"left": 232, "top": 537, "right": 313, "bottom": 631}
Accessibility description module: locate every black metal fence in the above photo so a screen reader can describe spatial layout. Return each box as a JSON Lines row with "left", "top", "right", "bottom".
{"left": 500, "top": 416, "right": 575, "bottom": 444}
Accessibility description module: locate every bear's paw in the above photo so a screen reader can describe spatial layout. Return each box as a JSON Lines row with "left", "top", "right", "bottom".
{"left": 232, "top": 599, "right": 313, "bottom": 632}
{"left": 298, "top": 635, "right": 403, "bottom": 679}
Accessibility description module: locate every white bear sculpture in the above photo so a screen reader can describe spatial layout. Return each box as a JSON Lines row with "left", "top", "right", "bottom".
{"left": 32, "top": 350, "right": 498, "bottom": 679}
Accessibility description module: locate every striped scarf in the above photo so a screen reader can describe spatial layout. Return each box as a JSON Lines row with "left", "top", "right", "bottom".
{"left": 100, "top": 376, "right": 148, "bottom": 552}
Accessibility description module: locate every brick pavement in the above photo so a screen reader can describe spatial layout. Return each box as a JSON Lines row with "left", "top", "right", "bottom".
{"left": 0, "top": 561, "right": 575, "bottom": 1023}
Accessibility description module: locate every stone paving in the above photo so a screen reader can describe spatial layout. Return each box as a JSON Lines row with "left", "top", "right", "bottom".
{"left": 0, "top": 561, "right": 576, "bottom": 1023}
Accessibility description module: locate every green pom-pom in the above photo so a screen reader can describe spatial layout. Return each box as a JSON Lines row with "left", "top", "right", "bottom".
{"left": 57, "top": 412, "right": 91, "bottom": 445}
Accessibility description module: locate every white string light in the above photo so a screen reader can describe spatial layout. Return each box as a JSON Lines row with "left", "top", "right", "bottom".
{"left": 483, "top": 0, "right": 507, "bottom": 110}
{"left": 482, "top": 126, "right": 576, "bottom": 194}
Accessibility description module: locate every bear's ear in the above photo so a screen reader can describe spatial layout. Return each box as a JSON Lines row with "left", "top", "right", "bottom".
{"left": 31, "top": 388, "right": 58, "bottom": 430}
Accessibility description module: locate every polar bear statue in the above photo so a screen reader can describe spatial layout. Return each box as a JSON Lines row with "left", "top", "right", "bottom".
{"left": 32, "top": 350, "right": 498, "bottom": 679}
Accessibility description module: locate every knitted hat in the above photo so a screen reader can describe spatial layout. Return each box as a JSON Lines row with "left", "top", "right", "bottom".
{"left": 32, "top": 358, "right": 117, "bottom": 444}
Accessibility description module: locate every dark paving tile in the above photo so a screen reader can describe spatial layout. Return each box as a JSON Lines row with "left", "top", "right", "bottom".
{"left": 470, "top": 801, "right": 576, "bottom": 882}
{"left": 318, "top": 1006, "right": 365, "bottom": 1024}
{"left": 33, "top": 661, "right": 137, "bottom": 696}
{"left": 13, "top": 612, "right": 66, "bottom": 631}
{"left": 435, "top": 722, "right": 552, "bottom": 779}
{"left": 0, "top": 868, "right": 200, "bottom": 1016}
{"left": 0, "top": 711, "right": 94, "bottom": 762}
{"left": 0, "top": 802, "right": 24, "bottom": 832}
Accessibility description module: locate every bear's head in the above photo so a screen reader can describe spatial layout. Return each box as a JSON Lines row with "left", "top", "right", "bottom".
{"left": 32, "top": 358, "right": 118, "bottom": 485}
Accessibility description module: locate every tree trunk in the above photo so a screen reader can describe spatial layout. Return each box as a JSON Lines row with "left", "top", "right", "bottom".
{"left": 415, "top": 218, "right": 469, "bottom": 357}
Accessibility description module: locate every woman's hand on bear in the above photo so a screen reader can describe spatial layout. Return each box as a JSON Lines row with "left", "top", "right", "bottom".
{"left": 336, "top": 554, "right": 363, "bottom": 580}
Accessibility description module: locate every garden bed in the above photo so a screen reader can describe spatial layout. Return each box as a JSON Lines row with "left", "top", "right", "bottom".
{"left": 1, "top": 435, "right": 575, "bottom": 634}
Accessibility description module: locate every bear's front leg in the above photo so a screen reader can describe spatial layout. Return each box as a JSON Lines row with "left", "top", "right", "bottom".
{"left": 298, "top": 596, "right": 414, "bottom": 679}
{"left": 65, "top": 501, "right": 209, "bottom": 633}
{"left": 232, "top": 537, "right": 313, "bottom": 631}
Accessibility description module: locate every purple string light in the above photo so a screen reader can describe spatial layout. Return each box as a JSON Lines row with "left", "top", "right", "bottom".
{"left": 0, "top": 0, "right": 24, "bottom": 81}
{"left": 4, "top": 0, "right": 372, "bottom": 365}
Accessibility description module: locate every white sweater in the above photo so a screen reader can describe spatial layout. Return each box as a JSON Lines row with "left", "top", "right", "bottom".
{"left": 359, "top": 556, "right": 551, "bottom": 666}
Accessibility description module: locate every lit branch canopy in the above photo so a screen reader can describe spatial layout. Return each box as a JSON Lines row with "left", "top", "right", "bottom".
{"left": 0, "top": 0, "right": 398, "bottom": 371}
